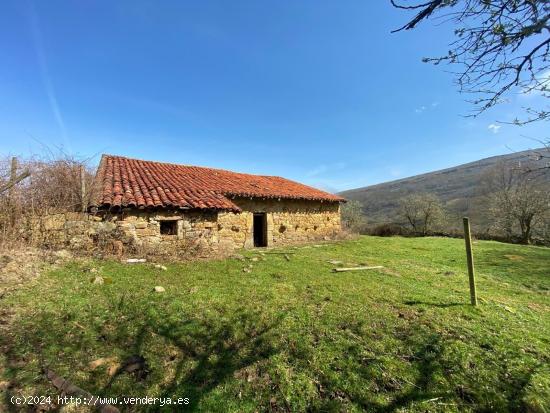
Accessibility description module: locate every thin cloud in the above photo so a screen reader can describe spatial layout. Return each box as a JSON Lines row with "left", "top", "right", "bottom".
{"left": 415, "top": 102, "right": 439, "bottom": 114}
{"left": 488, "top": 124, "right": 501, "bottom": 134}
{"left": 28, "top": 2, "right": 70, "bottom": 149}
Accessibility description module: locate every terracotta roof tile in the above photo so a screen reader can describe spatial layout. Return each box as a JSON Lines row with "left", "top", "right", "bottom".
{"left": 91, "top": 155, "right": 344, "bottom": 211}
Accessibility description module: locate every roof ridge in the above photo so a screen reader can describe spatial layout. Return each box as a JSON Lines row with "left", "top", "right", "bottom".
{"left": 102, "top": 153, "right": 283, "bottom": 179}
{"left": 93, "top": 154, "right": 346, "bottom": 211}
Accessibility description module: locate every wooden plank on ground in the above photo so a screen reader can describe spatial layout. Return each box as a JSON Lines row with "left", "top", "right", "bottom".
{"left": 332, "top": 266, "right": 384, "bottom": 273}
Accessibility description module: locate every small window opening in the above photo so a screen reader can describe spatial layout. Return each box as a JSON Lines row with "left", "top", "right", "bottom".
{"left": 279, "top": 225, "right": 287, "bottom": 233}
{"left": 160, "top": 220, "right": 178, "bottom": 235}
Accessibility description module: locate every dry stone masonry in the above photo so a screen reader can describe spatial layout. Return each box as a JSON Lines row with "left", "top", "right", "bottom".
{"left": 28, "top": 198, "right": 341, "bottom": 255}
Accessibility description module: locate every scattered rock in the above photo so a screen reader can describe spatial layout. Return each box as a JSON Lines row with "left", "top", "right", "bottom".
{"left": 328, "top": 260, "right": 343, "bottom": 265}
{"left": 89, "top": 357, "right": 117, "bottom": 370}
{"left": 231, "top": 254, "right": 245, "bottom": 261}
{"left": 91, "top": 276, "right": 104, "bottom": 285}
{"left": 189, "top": 286, "right": 198, "bottom": 294}
{"left": 126, "top": 258, "right": 147, "bottom": 264}
{"left": 89, "top": 267, "right": 98, "bottom": 273}
{"left": 250, "top": 257, "right": 259, "bottom": 262}
{"left": 154, "top": 264, "right": 168, "bottom": 271}
{"left": 243, "top": 268, "right": 252, "bottom": 273}
{"left": 153, "top": 286, "right": 165, "bottom": 293}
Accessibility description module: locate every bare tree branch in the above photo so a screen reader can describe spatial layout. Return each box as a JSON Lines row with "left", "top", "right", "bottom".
{"left": 392, "top": 0, "right": 550, "bottom": 123}
{"left": 0, "top": 170, "right": 31, "bottom": 195}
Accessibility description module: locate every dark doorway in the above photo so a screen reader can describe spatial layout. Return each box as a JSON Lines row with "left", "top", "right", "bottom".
{"left": 253, "top": 213, "right": 267, "bottom": 247}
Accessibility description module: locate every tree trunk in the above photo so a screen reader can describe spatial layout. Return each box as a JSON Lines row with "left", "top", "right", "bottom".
{"left": 407, "top": 216, "right": 417, "bottom": 233}
{"left": 519, "top": 218, "right": 532, "bottom": 244}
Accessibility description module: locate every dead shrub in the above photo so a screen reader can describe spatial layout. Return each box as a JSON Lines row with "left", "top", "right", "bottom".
{"left": 0, "top": 151, "right": 94, "bottom": 249}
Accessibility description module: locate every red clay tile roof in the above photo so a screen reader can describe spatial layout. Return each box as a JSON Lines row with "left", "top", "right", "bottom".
{"left": 91, "top": 155, "right": 345, "bottom": 211}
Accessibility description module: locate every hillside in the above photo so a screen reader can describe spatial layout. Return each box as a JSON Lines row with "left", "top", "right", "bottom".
{"left": 339, "top": 149, "right": 550, "bottom": 231}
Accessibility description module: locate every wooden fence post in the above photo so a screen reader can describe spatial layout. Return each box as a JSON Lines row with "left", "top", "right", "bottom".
{"left": 463, "top": 217, "right": 478, "bottom": 306}
{"left": 9, "top": 157, "right": 18, "bottom": 226}
{"left": 9, "top": 157, "right": 17, "bottom": 204}
{"left": 80, "top": 165, "right": 86, "bottom": 212}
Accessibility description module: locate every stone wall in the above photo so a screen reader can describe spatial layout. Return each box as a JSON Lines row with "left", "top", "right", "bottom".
{"left": 218, "top": 198, "right": 341, "bottom": 249}
{"left": 28, "top": 198, "right": 342, "bottom": 255}
{"left": 25, "top": 212, "right": 110, "bottom": 249}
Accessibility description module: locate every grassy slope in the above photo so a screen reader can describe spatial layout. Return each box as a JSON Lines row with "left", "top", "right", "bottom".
{"left": 1, "top": 236, "right": 549, "bottom": 412}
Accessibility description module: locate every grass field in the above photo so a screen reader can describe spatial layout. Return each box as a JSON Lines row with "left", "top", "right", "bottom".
{"left": 1, "top": 236, "right": 549, "bottom": 412}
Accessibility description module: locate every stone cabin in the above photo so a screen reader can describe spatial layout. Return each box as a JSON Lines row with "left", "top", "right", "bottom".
{"left": 88, "top": 154, "right": 345, "bottom": 253}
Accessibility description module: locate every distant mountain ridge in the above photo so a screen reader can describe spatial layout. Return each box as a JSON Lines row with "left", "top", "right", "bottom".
{"left": 339, "top": 149, "right": 549, "bottom": 230}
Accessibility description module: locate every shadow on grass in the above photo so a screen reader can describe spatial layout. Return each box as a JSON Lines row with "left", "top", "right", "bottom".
{"left": 316, "top": 332, "right": 448, "bottom": 412}
{"left": 403, "top": 300, "right": 467, "bottom": 308}
{"left": 1, "top": 303, "right": 281, "bottom": 412}
{"left": 146, "top": 310, "right": 280, "bottom": 411}
{"left": 0, "top": 344, "right": 19, "bottom": 413}
{"left": 314, "top": 321, "right": 546, "bottom": 412}
{"left": 1, "top": 291, "right": 546, "bottom": 412}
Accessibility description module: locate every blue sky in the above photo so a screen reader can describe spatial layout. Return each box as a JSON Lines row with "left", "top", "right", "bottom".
{"left": 0, "top": 1, "right": 547, "bottom": 192}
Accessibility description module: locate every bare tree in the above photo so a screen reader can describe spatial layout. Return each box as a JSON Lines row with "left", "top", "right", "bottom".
{"left": 341, "top": 200, "right": 367, "bottom": 233}
{"left": 485, "top": 161, "right": 550, "bottom": 244}
{"left": 399, "top": 193, "right": 445, "bottom": 235}
{"left": 0, "top": 151, "right": 95, "bottom": 247}
{"left": 392, "top": 0, "right": 550, "bottom": 124}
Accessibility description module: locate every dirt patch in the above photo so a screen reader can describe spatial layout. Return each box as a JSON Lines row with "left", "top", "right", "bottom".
{"left": 504, "top": 254, "right": 524, "bottom": 261}
{"left": 0, "top": 247, "right": 74, "bottom": 298}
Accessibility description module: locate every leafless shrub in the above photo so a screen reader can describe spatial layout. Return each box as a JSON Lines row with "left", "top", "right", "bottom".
{"left": 0, "top": 150, "right": 95, "bottom": 248}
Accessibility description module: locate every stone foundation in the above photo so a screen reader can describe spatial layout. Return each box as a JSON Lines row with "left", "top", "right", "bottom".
{"left": 28, "top": 198, "right": 342, "bottom": 255}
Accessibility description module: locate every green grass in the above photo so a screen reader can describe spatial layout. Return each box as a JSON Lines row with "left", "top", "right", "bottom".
{"left": 1, "top": 236, "right": 549, "bottom": 412}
